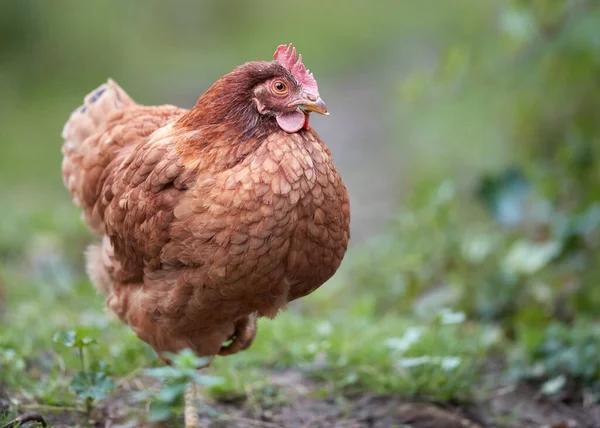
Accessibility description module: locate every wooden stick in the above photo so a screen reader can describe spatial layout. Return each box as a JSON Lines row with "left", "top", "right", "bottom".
{"left": 3, "top": 412, "right": 48, "bottom": 428}
{"left": 184, "top": 381, "right": 200, "bottom": 428}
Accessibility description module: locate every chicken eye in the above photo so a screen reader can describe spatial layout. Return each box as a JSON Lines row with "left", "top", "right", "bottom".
{"left": 272, "top": 81, "right": 288, "bottom": 94}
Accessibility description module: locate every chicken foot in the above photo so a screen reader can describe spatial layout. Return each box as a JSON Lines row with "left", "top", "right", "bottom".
{"left": 218, "top": 314, "right": 257, "bottom": 356}
{"left": 183, "top": 315, "right": 257, "bottom": 426}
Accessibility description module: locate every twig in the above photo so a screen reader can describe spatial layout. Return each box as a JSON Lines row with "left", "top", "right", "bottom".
{"left": 3, "top": 411, "right": 47, "bottom": 428}
{"left": 20, "top": 403, "right": 79, "bottom": 412}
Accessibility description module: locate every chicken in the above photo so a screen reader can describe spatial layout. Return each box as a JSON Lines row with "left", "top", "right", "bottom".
{"left": 61, "top": 44, "right": 350, "bottom": 367}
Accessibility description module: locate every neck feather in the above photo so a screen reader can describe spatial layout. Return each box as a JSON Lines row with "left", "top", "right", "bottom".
{"left": 176, "top": 62, "right": 283, "bottom": 142}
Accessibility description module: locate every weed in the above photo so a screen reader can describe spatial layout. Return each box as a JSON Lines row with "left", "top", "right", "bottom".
{"left": 131, "top": 349, "right": 223, "bottom": 424}
{"left": 53, "top": 330, "right": 115, "bottom": 416}
{"left": 207, "top": 309, "right": 495, "bottom": 402}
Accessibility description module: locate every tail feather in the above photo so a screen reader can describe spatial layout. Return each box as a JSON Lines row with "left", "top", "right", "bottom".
{"left": 62, "top": 78, "right": 135, "bottom": 147}
{"left": 85, "top": 237, "right": 114, "bottom": 295}
{"left": 61, "top": 79, "right": 136, "bottom": 232}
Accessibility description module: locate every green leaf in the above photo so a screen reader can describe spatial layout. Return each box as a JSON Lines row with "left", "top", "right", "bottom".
{"left": 540, "top": 375, "right": 566, "bottom": 395}
{"left": 502, "top": 240, "right": 561, "bottom": 275}
{"left": 191, "top": 373, "right": 224, "bottom": 387}
{"left": 69, "top": 370, "right": 115, "bottom": 401}
{"left": 476, "top": 167, "right": 531, "bottom": 227}
{"left": 155, "top": 383, "right": 186, "bottom": 403}
{"left": 77, "top": 336, "right": 98, "bottom": 347}
{"left": 145, "top": 366, "right": 177, "bottom": 381}
{"left": 53, "top": 330, "right": 97, "bottom": 349}
{"left": 148, "top": 401, "right": 174, "bottom": 422}
{"left": 170, "top": 348, "right": 212, "bottom": 371}
{"left": 139, "top": 349, "right": 224, "bottom": 421}
{"left": 53, "top": 330, "right": 77, "bottom": 348}
{"left": 90, "top": 360, "right": 110, "bottom": 374}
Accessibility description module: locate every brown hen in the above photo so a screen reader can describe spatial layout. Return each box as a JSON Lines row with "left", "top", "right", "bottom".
{"left": 61, "top": 44, "right": 350, "bottom": 419}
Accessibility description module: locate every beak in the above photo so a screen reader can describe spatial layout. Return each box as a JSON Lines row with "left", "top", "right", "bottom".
{"left": 291, "top": 97, "right": 329, "bottom": 115}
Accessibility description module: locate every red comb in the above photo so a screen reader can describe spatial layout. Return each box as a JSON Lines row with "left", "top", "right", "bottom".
{"left": 273, "top": 44, "right": 320, "bottom": 98}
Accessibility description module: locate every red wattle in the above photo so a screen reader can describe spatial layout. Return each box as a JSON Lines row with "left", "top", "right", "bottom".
{"left": 303, "top": 114, "right": 310, "bottom": 130}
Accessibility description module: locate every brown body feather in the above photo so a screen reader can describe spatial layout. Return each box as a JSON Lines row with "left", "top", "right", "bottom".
{"left": 61, "top": 62, "right": 350, "bottom": 358}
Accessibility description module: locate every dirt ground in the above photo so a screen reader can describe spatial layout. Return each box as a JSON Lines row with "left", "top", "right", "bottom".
{"left": 4, "top": 370, "right": 600, "bottom": 428}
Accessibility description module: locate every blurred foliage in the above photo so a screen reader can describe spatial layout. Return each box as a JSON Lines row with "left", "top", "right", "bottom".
{"left": 1, "top": 0, "right": 600, "bottom": 423}
{"left": 208, "top": 310, "right": 494, "bottom": 403}
{"left": 508, "top": 319, "right": 600, "bottom": 398}
{"left": 0, "top": 0, "right": 495, "bottom": 192}
{"left": 343, "top": 0, "right": 600, "bottom": 397}
{"left": 133, "top": 350, "right": 222, "bottom": 423}
{"left": 54, "top": 329, "right": 115, "bottom": 414}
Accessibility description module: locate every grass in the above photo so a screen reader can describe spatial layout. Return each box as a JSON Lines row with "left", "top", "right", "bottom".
{"left": 0, "top": 189, "right": 500, "bottom": 426}
{"left": 2, "top": 173, "right": 600, "bottom": 427}
{"left": 1, "top": 3, "right": 599, "bottom": 424}
{"left": 209, "top": 309, "right": 493, "bottom": 401}
{"left": 1, "top": 181, "right": 598, "bottom": 428}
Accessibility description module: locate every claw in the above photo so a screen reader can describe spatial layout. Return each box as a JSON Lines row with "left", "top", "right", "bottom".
{"left": 218, "top": 314, "right": 258, "bottom": 356}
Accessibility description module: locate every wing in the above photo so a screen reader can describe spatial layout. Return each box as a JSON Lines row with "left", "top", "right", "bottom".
{"left": 99, "top": 122, "right": 200, "bottom": 282}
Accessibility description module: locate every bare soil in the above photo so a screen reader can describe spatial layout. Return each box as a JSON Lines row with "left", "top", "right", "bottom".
{"left": 4, "top": 370, "right": 600, "bottom": 428}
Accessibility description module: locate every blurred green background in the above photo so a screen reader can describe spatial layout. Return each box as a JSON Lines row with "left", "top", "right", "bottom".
{"left": 0, "top": 0, "right": 502, "bottom": 243}
{"left": 2, "top": 0, "right": 600, "bottom": 425}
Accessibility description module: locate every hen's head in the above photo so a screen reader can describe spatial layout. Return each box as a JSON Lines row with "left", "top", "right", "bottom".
{"left": 184, "top": 44, "right": 327, "bottom": 135}
{"left": 252, "top": 44, "right": 327, "bottom": 133}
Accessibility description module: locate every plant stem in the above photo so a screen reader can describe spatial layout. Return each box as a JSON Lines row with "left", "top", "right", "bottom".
{"left": 85, "top": 397, "right": 93, "bottom": 418}
{"left": 78, "top": 346, "right": 86, "bottom": 372}
{"left": 184, "top": 382, "right": 200, "bottom": 428}
{"left": 21, "top": 403, "right": 79, "bottom": 412}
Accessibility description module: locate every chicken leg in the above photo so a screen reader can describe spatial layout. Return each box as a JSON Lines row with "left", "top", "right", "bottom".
{"left": 183, "top": 315, "right": 256, "bottom": 427}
